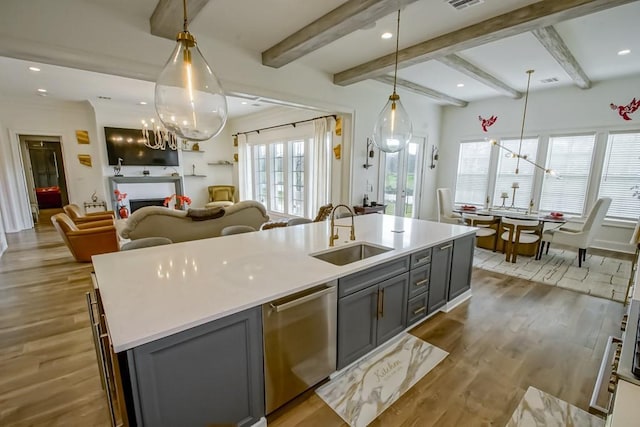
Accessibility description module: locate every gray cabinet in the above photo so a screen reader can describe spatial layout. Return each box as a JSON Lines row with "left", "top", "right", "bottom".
{"left": 449, "top": 234, "right": 475, "bottom": 300}
{"left": 406, "top": 264, "right": 430, "bottom": 327}
{"left": 428, "top": 241, "right": 453, "bottom": 313}
{"left": 124, "top": 307, "right": 264, "bottom": 427}
{"left": 337, "top": 269, "right": 409, "bottom": 369}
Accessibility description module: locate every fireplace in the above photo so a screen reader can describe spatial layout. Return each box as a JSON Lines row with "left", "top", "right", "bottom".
{"left": 130, "top": 198, "right": 166, "bottom": 213}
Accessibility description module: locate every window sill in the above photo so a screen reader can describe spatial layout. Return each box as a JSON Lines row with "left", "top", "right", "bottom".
{"left": 603, "top": 218, "right": 637, "bottom": 229}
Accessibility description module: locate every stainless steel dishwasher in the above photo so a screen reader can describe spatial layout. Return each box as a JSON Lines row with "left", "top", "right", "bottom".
{"left": 263, "top": 282, "right": 337, "bottom": 414}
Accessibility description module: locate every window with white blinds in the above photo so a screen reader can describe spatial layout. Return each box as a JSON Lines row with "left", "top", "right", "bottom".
{"left": 493, "top": 138, "right": 538, "bottom": 208}
{"left": 598, "top": 132, "right": 640, "bottom": 220}
{"left": 454, "top": 141, "right": 491, "bottom": 206}
{"left": 540, "top": 134, "right": 595, "bottom": 214}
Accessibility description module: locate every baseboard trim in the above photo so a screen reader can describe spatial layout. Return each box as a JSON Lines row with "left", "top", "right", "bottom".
{"left": 444, "top": 290, "right": 472, "bottom": 312}
{"left": 592, "top": 239, "right": 635, "bottom": 254}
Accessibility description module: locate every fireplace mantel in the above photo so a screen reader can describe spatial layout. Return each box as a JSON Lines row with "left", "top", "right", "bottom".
{"left": 108, "top": 176, "right": 184, "bottom": 210}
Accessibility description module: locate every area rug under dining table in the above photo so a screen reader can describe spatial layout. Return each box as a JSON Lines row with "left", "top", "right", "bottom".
{"left": 473, "top": 246, "right": 631, "bottom": 302}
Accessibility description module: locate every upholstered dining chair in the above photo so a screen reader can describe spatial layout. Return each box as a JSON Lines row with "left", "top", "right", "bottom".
{"left": 463, "top": 214, "right": 500, "bottom": 251}
{"left": 205, "top": 185, "right": 236, "bottom": 208}
{"left": 500, "top": 217, "right": 542, "bottom": 263}
{"left": 538, "top": 197, "right": 612, "bottom": 267}
{"left": 51, "top": 213, "right": 119, "bottom": 262}
{"left": 63, "top": 203, "right": 115, "bottom": 224}
{"left": 436, "top": 188, "right": 463, "bottom": 224}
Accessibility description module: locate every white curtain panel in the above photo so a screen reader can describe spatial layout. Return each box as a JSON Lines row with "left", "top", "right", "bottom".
{"left": 311, "top": 117, "right": 332, "bottom": 216}
{"left": 237, "top": 134, "right": 251, "bottom": 201}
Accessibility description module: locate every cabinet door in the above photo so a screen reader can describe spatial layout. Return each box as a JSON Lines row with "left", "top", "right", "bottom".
{"left": 429, "top": 241, "right": 453, "bottom": 313}
{"left": 376, "top": 272, "right": 409, "bottom": 345}
{"left": 337, "top": 285, "right": 378, "bottom": 369}
{"left": 128, "top": 307, "right": 264, "bottom": 427}
{"left": 449, "top": 234, "right": 475, "bottom": 300}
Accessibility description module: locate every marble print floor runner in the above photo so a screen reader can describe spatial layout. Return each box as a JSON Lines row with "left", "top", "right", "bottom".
{"left": 315, "top": 333, "right": 447, "bottom": 427}
{"left": 473, "top": 247, "right": 632, "bottom": 302}
{"left": 506, "top": 386, "right": 604, "bottom": 427}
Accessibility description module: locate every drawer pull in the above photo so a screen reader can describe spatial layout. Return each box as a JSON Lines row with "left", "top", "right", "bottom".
{"left": 414, "top": 279, "right": 428, "bottom": 287}
{"left": 439, "top": 244, "right": 453, "bottom": 250}
{"left": 416, "top": 256, "right": 430, "bottom": 264}
{"left": 412, "top": 306, "right": 426, "bottom": 315}
{"left": 589, "top": 336, "right": 622, "bottom": 416}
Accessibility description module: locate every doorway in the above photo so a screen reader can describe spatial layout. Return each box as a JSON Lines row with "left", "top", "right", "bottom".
{"left": 381, "top": 136, "right": 425, "bottom": 218}
{"left": 19, "top": 135, "right": 69, "bottom": 223}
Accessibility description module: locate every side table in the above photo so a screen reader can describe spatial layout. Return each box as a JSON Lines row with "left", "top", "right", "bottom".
{"left": 353, "top": 205, "right": 386, "bottom": 215}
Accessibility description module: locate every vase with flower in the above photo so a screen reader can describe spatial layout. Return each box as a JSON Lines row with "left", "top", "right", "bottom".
{"left": 163, "top": 194, "right": 192, "bottom": 210}
{"left": 114, "top": 189, "right": 129, "bottom": 218}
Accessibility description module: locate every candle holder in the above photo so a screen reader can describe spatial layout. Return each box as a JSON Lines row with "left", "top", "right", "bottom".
{"left": 509, "top": 182, "right": 519, "bottom": 209}
{"left": 500, "top": 192, "right": 508, "bottom": 208}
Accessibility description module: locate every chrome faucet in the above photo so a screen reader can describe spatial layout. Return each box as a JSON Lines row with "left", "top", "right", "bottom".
{"left": 329, "top": 204, "right": 356, "bottom": 246}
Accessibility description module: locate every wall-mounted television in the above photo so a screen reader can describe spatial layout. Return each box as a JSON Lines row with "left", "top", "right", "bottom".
{"left": 104, "top": 127, "right": 179, "bottom": 166}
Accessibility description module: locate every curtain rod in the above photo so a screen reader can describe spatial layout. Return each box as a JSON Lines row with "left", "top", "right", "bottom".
{"left": 232, "top": 114, "right": 337, "bottom": 137}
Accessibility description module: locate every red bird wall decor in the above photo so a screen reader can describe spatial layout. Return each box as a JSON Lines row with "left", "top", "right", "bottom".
{"left": 478, "top": 115, "right": 498, "bottom": 132}
{"left": 610, "top": 98, "right": 640, "bottom": 121}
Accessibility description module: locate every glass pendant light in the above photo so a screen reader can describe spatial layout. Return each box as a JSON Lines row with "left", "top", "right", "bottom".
{"left": 155, "top": 0, "right": 227, "bottom": 141}
{"left": 372, "top": 10, "right": 412, "bottom": 153}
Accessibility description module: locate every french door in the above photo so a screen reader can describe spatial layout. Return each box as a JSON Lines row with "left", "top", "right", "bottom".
{"left": 381, "top": 136, "right": 425, "bottom": 218}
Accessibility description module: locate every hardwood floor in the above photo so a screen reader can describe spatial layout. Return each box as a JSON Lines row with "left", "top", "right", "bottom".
{"left": 0, "top": 224, "right": 625, "bottom": 426}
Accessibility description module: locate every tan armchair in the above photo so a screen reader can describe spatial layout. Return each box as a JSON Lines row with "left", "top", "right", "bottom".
{"left": 262, "top": 203, "right": 333, "bottom": 230}
{"left": 63, "top": 203, "right": 115, "bottom": 224}
{"left": 205, "top": 185, "right": 236, "bottom": 208}
{"left": 51, "top": 213, "right": 119, "bottom": 262}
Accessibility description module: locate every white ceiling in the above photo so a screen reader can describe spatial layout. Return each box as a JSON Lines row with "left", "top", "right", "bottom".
{"left": 0, "top": 0, "right": 638, "bottom": 107}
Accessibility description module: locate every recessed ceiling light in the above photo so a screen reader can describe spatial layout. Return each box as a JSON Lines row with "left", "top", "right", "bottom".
{"left": 37, "top": 88, "right": 47, "bottom": 93}
{"left": 139, "top": 101, "right": 147, "bottom": 105}
{"left": 457, "top": 83, "right": 465, "bottom": 88}
{"left": 618, "top": 49, "right": 631, "bottom": 56}
{"left": 38, "top": 93, "right": 47, "bottom": 97}
{"left": 29, "top": 66, "right": 41, "bottom": 72}
{"left": 381, "top": 32, "right": 393, "bottom": 40}
{"left": 241, "top": 101, "right": 248, "bottom": 105}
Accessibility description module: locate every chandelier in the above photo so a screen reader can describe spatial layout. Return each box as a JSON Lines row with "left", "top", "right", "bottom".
{"left": 491, "top": 70, "right": 557, "bottom": 178}
{"left": 141, "top": 118, "right": 178, "bottom": 150}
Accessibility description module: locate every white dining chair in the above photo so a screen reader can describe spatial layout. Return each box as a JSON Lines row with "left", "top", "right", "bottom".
{"left": 500, "top": 217, "right": 542, "bottom": 263}
{"left": 436, "top": 188, "right": 463, "bottom": 224}
{"left": 463, "top": 214, "right": 500, "bottom": 251}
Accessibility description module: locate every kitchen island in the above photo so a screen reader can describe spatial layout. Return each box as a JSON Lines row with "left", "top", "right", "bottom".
{"left": 91, "top": 214, "right": 476, "bottom": 426}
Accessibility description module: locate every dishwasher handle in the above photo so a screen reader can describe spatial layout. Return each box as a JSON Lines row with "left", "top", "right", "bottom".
{"left": 270, "top": 286, "right": 336, "bottom": 312}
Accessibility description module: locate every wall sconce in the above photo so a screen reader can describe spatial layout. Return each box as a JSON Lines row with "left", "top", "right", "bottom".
{"left": 363, "top": 138, "right": 375, "bottom": 169}
{"left": 429, "top": 146, "right": 439, "bottom": 169}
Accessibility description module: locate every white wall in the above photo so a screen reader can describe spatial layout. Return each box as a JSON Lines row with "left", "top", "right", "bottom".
{"left": 438, "top": 74, "right": 640, "bottom": 252}
{"left": 0, "top": 95, "right": 102, "bottom": 231}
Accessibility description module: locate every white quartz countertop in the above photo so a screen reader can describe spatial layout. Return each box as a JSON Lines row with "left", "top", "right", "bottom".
{"left": 92, "top": 214, "right": 475, "bottom": 352}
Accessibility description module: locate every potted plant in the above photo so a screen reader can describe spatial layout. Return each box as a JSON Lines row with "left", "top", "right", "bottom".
{"left": 163, "top": 194, "right": 192, "bottom": 210}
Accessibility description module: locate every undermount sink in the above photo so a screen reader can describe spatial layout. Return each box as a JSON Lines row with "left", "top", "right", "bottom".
{"left": 311, "top": 243, "right": 393, "bottom": 266}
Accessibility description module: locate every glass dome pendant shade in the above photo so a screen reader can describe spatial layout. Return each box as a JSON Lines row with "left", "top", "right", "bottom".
{"left": 372, "top": 92, "right": 412, "bottom": 153}
{"left": 155, "top": 1, "right": 227, "bottom": 141}
{"left": 372, "top": 10, "right": 412, "bottom": 153}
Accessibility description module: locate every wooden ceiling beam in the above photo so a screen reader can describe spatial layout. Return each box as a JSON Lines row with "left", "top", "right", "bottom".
{"left": 438, "top": 54, "right": 523, "bottom": 99}
{"left": 334, "top": 0, "right": 635, "bottom": 86}
{"left": 532, "top": 26, "right": 592, "bottom": 89}
{"left": 374, "top": 75, "right": 468, "bottom": 107}
{"left": 150, "top": 0, "right": 211, "bottom": 40}
{"left": 261, "top": 0, "right": 420, "bottom": 68}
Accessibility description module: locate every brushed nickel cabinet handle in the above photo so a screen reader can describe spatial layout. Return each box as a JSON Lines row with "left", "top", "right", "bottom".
{"left": 414, "top": 279, "right": 428, "bottom": 287}
{"left": 413, "top": 307, "right": 426, "bottom": 315}
{"left": 439, "top": 244, "right": 453, "bottom": 250}
{"left": 417, "top": 256, "right": 430, "bottom": 264}
{"left": 379, "top": 289, "right": 385, "bottom": 318}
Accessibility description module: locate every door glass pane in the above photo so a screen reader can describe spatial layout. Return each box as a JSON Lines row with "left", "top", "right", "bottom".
{"left": 383, "top": 152, "right": 399, "bottom": 215}
{"left": 493, "top": 138, "right": 538, "bottom": 209}
{"left": 403, "top": 142, "right": 419, "bottom": 217}
{"left": 253, "top": 145, "right": 267, "bottom": 206}
{"left": 454, "top": 141, "right": 490, "bottom": 206}
{"left": 270, "top": 143, "right": 285, "bottom": 213}
{"left": 289, "top": 140, "right": 304, "bottom": 216}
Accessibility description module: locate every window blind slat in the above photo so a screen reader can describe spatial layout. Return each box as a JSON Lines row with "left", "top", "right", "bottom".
{"left": 598, "top": 132, "right": 640, "bottom": 220}
{"left": 493, "top": 138, "right": 538, "bottom": 208}
{"left": 455, "top": 141, "right": 490, "bottom": 205}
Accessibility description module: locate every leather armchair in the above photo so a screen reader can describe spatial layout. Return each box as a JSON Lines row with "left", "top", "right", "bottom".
{"left": 63, "top": 203, "right": 115, "bottom": 224}
{"left": 51, "top": 213, "right": 119, "bottom": 262}
{"left": 205, "top": 185, "right": 236, "bottom": 208}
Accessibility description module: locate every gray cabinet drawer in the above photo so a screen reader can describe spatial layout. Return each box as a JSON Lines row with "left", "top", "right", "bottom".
{"left": 410, "top": 248, "right": 432, "bottom": 269}
{"left": 338, "top": 256, "right": 410, "bottom": 298}
{"left": 406, "top": 293, "right": 429, "bottom": 327}
{"left": 408, "top": 264, "right": 430, "bottom": 299}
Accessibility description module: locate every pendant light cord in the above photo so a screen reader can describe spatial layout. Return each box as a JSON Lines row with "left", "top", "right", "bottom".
{"left": 516, "top": 69, "right": 534, "bottom": 174}
{"left": 392, "top": 9, "right": 400, "bottom": 96}
{"left": 183, "top": 0, "right": 189, "bottom": 32}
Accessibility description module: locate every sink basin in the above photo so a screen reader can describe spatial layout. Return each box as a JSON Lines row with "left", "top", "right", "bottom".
{"left": 311, "top": 243, "right": 393, "bottom": 266}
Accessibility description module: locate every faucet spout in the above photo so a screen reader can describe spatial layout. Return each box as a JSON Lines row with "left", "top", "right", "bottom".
{"left": 329, "top": 204, "right": 356, "bottom": 246}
